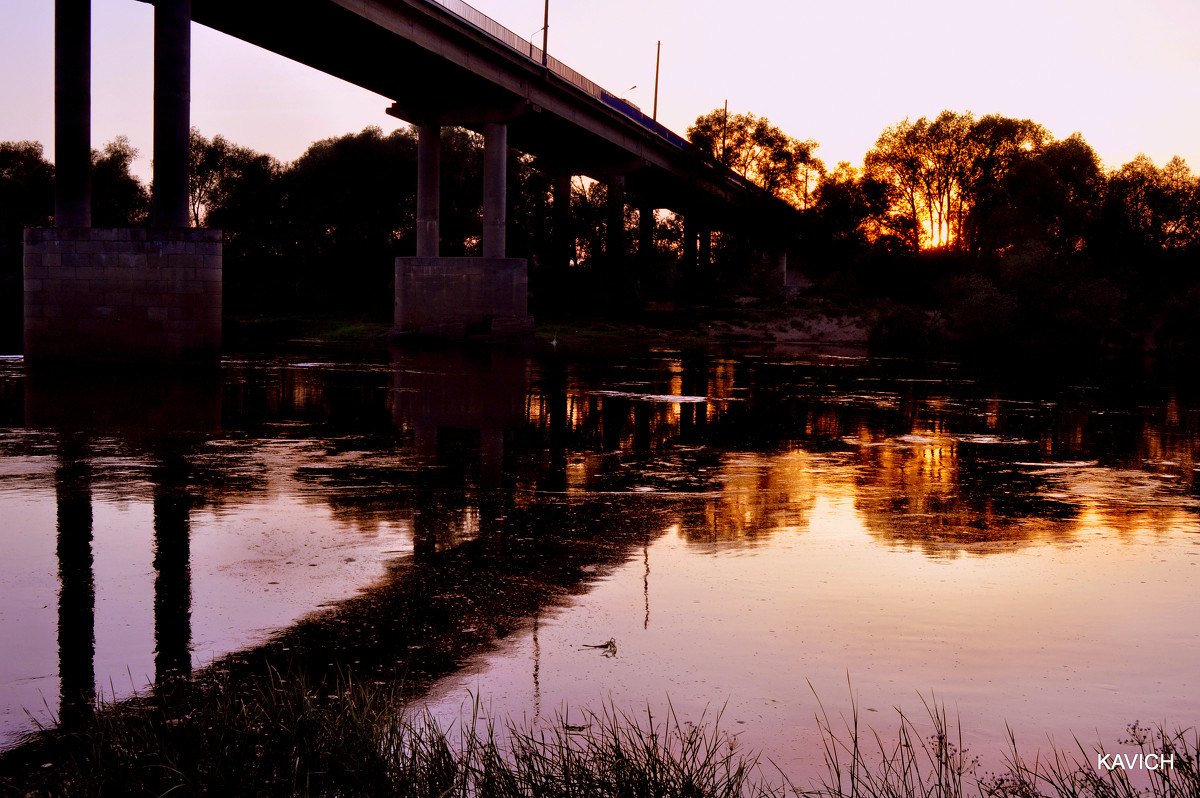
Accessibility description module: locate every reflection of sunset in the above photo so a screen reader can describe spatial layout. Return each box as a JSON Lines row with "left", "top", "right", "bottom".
{"left": 505, "top": 351, "right": 1200, "bottom": 557}
{"left": 7, "top": 349, "right": 1200, "bottom": 782}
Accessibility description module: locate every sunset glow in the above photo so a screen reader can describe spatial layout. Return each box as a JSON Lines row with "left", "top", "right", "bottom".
{"left": 3, "top": 0, "right": 1200, "bottom": 176}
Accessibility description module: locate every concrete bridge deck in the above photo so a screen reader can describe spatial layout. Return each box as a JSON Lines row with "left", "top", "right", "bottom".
{"left": 30, "top": 0, "right": 798, "bottom": 362}
{"left": 157, "top": 0, "right": 796, "bottom": 227}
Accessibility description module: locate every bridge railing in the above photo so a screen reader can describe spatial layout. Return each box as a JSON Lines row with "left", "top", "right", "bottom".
{"left": 423, "top": 0, "right": 770, "bottom": 201}
{"left": 426, "top": 0, "right": 601, "bottom": 99}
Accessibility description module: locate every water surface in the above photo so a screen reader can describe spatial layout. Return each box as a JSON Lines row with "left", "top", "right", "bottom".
{"left": 1, "top": 346, "right": 1197, "bottom": 780}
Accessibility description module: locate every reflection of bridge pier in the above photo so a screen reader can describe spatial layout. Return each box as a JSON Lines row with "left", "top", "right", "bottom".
{"left": 152, "top": 450, "right": 193, "bottom": 687}
{"left": 27, "top": 368, "right": 220, "bottom": 720}
{"left": 49, "top": 440, "right": 198, "bottom": 719}
{"left": 392, "top": 348, "right": 529, "bottom": 555}
{"left": 392, "top": 348, "right": 528, "bottom": 476}
{"left": 54, "top": 437, "right": 95, "bottom": 728}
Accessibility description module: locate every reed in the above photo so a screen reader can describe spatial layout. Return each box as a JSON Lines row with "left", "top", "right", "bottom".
{"left": 807, "top": 686, "right": 1198, "bottom": 798}
{"left": 1, "top": 667, "right": 790, "bottom": 797}
{"left": 2, "top": 669, "right": 1196, "bottom": 798}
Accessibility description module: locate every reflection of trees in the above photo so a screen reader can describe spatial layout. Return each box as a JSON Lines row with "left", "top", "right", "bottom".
{"left": 851, "top": 408, "right": 1200, "bottom": 558}
{"left": 853, "top": 437, "right": 1082, "bottom": 557}
{"left": 674, "top": 450, "right": 820, "bottom": 547}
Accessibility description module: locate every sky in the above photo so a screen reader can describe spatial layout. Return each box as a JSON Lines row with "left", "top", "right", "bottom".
{"left": 3, "top": 0, "right": 1200, "bottom": 181}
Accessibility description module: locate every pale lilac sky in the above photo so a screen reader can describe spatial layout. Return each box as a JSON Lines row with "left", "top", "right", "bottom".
{"left": 2, "top": 0, "right": 1199, "bottom": 180}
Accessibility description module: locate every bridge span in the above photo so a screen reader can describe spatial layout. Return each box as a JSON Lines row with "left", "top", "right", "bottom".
{"left": 27, "top": 0, "right": 797, "bottom": 361}
{"left": 182, "top": 0, "right": 789, "bottom": 216}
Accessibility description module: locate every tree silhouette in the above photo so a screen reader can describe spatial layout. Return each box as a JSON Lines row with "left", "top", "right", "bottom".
{"left": 864, "top": 110, "right": 1047, "bottom": 251}
{"left": 687, "top": 109, "right": 823, "bottom": 208}
{"left": 91, "top": 136, "right": 149, "bottom": 227}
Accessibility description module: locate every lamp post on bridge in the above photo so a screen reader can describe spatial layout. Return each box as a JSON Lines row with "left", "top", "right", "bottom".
{"left": 528, "top": 26, "right": 545, "bottom": 60}
{"left": 653, "top": 40, "right": 661, "bottom": 121}
{"left": 541, "top": 0, "right": 549, "bottom": 66}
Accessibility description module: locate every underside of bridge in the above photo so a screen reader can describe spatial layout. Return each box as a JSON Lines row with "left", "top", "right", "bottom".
{"left": 28, "top": 0, "right": 800, "bottom": 361}
{"left": 184, "top": 0, "right": 797, "bottom": 328}
{"left": 179, "top": 0, "right": 798, "bottom": 226}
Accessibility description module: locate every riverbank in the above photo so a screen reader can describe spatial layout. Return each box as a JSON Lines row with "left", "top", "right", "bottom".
{"left": 220, "top": 300, "right": 871, "bottom": 350}
{"left": 4, "top": 669, "right": 1196, "bottom": 797}
{"left": 220, "top": 302, "right": 1196, "bottom": 388}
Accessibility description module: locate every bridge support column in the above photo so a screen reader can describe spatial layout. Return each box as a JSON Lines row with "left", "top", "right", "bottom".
{"left": 55, "top": 0, "right": 91, "bottom": 229}
{"left": 638, "top": 204, "right": 655, "bottom": 267}
{"left": 27, "top": 0, "right": 221, "bottom": 363}
{"left": 683, "top": 214, "right": 698, "bottom": 272}
{"left": 417, "top": 123, "right": 441, "bottom": 257}
{"left": 771, "top": 248, "right": 788, "bottom": 291}
{"left": 553, "top": 173, "right": 573, "bottom": 270}
{"left": 483, "top": 122, "right": 507, "bottom": 258}
{"left": 152, "top": 0, "right": 191, "bottom": 228}
{"left": 605, "top": 174, "right": 626, "bottom": 260}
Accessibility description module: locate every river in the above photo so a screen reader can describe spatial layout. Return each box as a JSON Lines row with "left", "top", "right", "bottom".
{"left": 1, "top": 343, "right": 1197, "bottom": 782}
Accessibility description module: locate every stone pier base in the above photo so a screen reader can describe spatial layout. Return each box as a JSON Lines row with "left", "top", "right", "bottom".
{"left": 24, "top": 227, "right": 222, "bottom": 364}
{"left": 393, "top": 257, "right": 533, "bottom": 341}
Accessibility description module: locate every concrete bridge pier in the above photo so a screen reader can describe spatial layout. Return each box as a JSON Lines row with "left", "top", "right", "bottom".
{"left": 416, "top": 123, "right": 441, "bottom": 257}
{"left": 552, "top": 173, "right": 573, "bottom": 271}
{"left": 482, "top": 122, "right": 507, "bottom": 259}
{"left": 638, "top": 204, "right": 656, "bottom": 268}
{"left": 683, "top": 214, "right": 711, "bottom": 271}
{"left": 605, "top": 174, "right": 626, "bottom": 261}
{"left": 770, "top": 248, "right": 788, "bottom": 291}
{"left": 394, "top": 119, "right": 532, "bottom": 341}
{"left": 25, "top": 0, "right": 221, "bottom": 364}
{"left": 152, "top": 0, "right": 191, "bottom": 229}
{"left": 55, "top": 0, "right": 90, "bottom": 229}
{"left": 683, "top": 215, "right": 698, "bottom": 273}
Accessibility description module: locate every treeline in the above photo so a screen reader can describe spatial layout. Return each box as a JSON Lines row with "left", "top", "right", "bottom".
{"left": 806, "top": 112, "right": 1199, "bottom": 363}
{"left": 0, "top": 126, "right": 684, "bottom": 344}
{"left": 3, "top": 111, "right": 1200, "bottom": 364}
{"left": 683, "top": 107, "right": 1200, "bottom": 364}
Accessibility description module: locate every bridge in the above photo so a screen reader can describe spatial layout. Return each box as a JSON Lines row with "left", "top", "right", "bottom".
{"left": 26, "top": 0, "right": 799, "bottom": 362}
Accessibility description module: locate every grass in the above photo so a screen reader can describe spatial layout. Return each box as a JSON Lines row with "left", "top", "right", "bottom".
{"left": 223, "top": 311, "right": 393, "bottom": 348}
{"left": 2, "top": 670, "right": 1197, "bottom": 798}
{"left": 0, "top": 666, "right": 791, "bottom": 797}
{"left": 808, "top": 686, "right": 1200, "bottom": 798}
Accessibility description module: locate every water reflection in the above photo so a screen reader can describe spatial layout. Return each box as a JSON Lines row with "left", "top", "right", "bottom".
{"left": 152, "top": 448, "right": 192, "bottom": 687}
{"left": 54, "top": 435, "right": 95, "bottom": 728}
{"left": 2, "top": 348, "right": 1199, "bottom": 778}
{"left": 24, "top": 371, "right": 225, "bottom": 727}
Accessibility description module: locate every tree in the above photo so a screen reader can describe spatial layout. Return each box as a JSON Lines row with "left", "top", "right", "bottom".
{"left": 814, "top": 161, "right": 908, "bottom": 247}
{"left": 1102, "top": 154, "right": 1199, "bottom": 252}
{"left": 969, "top": 132, "right": 1103, "bottom": 262}
{"left": 91, "top": 136, "right": 149, "bottom": 226}
{"left": 0, "top": 141, "right": 54, "bottom": 348}
{"left": 278, "top": 126, "right": 416, "bottom": 307}
{"left": 189, "top": 129, "right": 281, "bottom": 229}
{"left": 1, "top": 140, "right": 54, "bottom": 257}
{"left": 687, "top": 109, "right": 824, "bottom": 208}
{"left": 863, "top": 110, "right": 1047, "bottom": 251}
